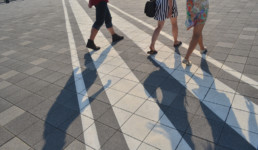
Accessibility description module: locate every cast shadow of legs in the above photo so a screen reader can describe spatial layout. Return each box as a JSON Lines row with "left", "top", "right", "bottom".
{"left": 185, "top": 55, "right": 256, "bottom": 149}
{"left": 143, "top": 48, "right": 256, "bottom": 149}
{"left": 143, "top": 52, "right": 194, "bottom": 149}
{"left": 42, "top": 45, "right": 120, "bottom": 150}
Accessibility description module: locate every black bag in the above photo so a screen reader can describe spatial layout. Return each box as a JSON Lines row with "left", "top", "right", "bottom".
{"left": 144, "top": 0, "right": 156, "bottom": 18}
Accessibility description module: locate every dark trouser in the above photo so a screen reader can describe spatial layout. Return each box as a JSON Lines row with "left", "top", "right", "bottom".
{"left": 93, "top": 1, "right": 113, "bottom": 30}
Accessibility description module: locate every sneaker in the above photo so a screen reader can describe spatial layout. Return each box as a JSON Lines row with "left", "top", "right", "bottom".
{"left": 86, "top": 39, "right": 100, "bottom": 50}
{"left": 112, "top": 34, "right": 124, "bottom": 43}
{"left": 182, "top": 59, "right": 192, "bottom": 66}
{"left": 200, "top": 48, "right": 208, "bottom": 54}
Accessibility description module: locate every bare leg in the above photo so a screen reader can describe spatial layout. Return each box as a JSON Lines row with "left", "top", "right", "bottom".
{"left": 185, "top": 24, "right": 205, "bottom": 60}
{"left": 107, "top": 27, "right": 115, "bottom": 36}
{"left": 150, "top": 21, "right": 165, "bottom": 50}
{"left": 170, "top": 17, "right": 180, "bottom": 44}
{"left": 198, "top": 33, "right": 205, "bottom": 50}
{"left": 89, "top": 28, "right": 99, "bottom": 41}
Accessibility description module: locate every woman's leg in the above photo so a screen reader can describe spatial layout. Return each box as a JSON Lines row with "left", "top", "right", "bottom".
{"left": 185, "top": 24, "right": 205, "bottom": 60}
{"left": 198, "top": 33, "right": 205, "bottom": 50}
{"left": 150, "top": 21, "right": 165, "bottom": 50}
{"left": 170, "top": 17, "right": 180, "bottom": 45}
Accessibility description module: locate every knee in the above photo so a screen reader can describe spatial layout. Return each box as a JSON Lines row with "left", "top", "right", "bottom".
{"left": 105, "top": 17, "right": 113, "bottom": 28}
{"left": 156, "top": 25, "right": 163, "bottom": 31}
{"left": 93, "top": 19, "right": 104, "bottom": 30}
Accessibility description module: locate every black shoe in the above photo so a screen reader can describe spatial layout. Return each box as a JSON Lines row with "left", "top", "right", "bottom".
{"left": 112, "top": 34, "right": 124, "bottom": 43}
{"left": 86, "top": 39, "right": 100, "bottom": 50}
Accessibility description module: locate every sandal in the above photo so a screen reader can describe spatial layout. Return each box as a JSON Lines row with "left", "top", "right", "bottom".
{"left": 147, "top": 50, "right": 158, "bottom": 55}
{"left": 182, "top": 59, "right": 192, "bottom": 66}
{"left": 174, "top": 41, "right": 182, "bottom": 48}
{"left": 200, "top": 48, "right": 208, "bottom": 54}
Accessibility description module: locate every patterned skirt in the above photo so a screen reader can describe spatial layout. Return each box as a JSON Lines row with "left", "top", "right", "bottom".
{"left": 185, "top": 0, "right": 209, "bottom": 30}
{"left": 154, "top": 0, "right": 178, "bottom": 21}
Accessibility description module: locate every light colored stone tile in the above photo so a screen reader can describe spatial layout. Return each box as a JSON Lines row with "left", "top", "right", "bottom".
{"left": 186, "top": 83, "right": 209, "bottom": 100}
{"left": 0, "top": 137, "right": 30, "bottom": 150}
{"left": 0, "top": 70, "right": 19, "bottom": 80}
{"left": 123, "top": 72, "right": 140, "bottom": 82}
{"left": 232, "top": 95, "right": 258, "bottom": 114}
{"left": 226, "top": 55, "right": 247, "bottom": 64}
{"left": 239, "top": 35, "right": 255, "bottom": 40}
{"left": 198, "top": 101, "right": 230, "bottom": 121}
{"left": 111, "top": 107, "right": 132, "bottom": 127}
{"left": 80, "top": 124, "right": 101, "bottom": 150}
{"left": 144, "top": 124, "right": 182, "bottom": 150}
{"left": 171, "top": 70, "right": 192, "bottom": 83}
{"left": 30, "top": 58, "right": 47, "bottom": 65}
{"left": 121, "top": 115, "right": 156, "bottom": 141}
{"left": 122, "top": 133, "right": 141, "bottom": 150}
{"left": 0, "top": 106, "right": 25, "bottom": 126}
{"left": 216, "top": 42, "right": 234, "bottom": 48}
{"left": 108, "top": 67, "right": 131, "bottom": 78}
{"left": 136, "top": 101, "right": 164, "bottom": 122}
{"left": 111, "top": 79, "right": 138, "bottom": 93}
{"left": 64, "top": 140, "right": 92, "bottom": 150}
{"left": 188, "top": 74, "right": 214, "bottom": 88}
{"left": 100, "top": 74, "right": 121, "bottom": 89}
{"left": 39, "top": 45, "right": 54, "bottom": 50}
{"left": 204, "top": 89, "right": 234, "bottom": 107}
{"left": 138, "top": 143, "right": 159, "bottom": 150}
{"left": 0, "top": 81, "right": 12, "bottom": 90}
{"left": 158, "top": 114, "right": 175, "bottom": 129}
{"left": 227, "top": 108, "right": 258, "bottom": 134}
{"left": 176, "top": 138, "right": 192, "bottom": 150}
{"left": 20, "top": 41, "right": 32, "bottom": 46}
{"left": 115, "top": 94, "right": 145, "bottom": 113}
{"left": 128, "top": 84, "right": 150, "bottom": 99}
{"left": 241, "top": 75, "right": 258, "bottom": 86}
{"left": 243, "top": 28, "right": 258, "bottom": 32}
{"left": 24, "top": 66, "right": 43, "bottom": 75}
{"left": 105, "top": 57, "right": 124, "bottom": 67}
{"left": 0, "top": 57, "right": 9, "bottom": 63}
{"left": 102, "top": 88, "right": 126, "bottom": 105}
{"left": 2, "top": 50, "right": 16, "bottom": 56}
{"left": 57, "top": 48, "right": 69, "bottom": 54}
{"left": 97, "top": 64, "right": 117, "bottom": 74}
{"left": 0, "top": 36, "right": 9, "bottom": 40}
{"left": 211, "top": 79, "right": 236, "bottom": 93}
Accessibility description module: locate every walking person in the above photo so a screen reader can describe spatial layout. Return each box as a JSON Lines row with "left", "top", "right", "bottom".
{"left": 148, "top": 0, "right": 182, "bottom": 55}
{"left": 87, "top": 0, "right": 124, "bottom": 50}
{"left": 182, "top": 0, "right": 209, "bottom": 66}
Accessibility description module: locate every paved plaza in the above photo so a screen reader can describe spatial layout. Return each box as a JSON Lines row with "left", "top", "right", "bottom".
{"left": 1, "top": 0, "right": 258, "bottom": 149}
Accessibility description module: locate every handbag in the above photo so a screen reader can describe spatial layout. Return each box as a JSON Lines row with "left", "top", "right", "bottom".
{"left": 144, "top": 0, "right": 156, "bottom": 18}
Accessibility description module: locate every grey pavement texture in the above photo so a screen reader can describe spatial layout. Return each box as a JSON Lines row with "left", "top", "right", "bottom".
{"left": 0, "top": 0, "right": 258, "bottom": 149}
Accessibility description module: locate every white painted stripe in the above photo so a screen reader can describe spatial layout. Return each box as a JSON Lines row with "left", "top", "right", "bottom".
{"left": 61, "top": 0, "right": 101, "bottom": 149}
{"left": 102, "top": 5, "right": 258, "bottom": 148}
{"left": 71, "top": 0, "right": 188, "bottom": 149}
{"left": 107, "top": 3, "right": 258, "bottom": 89}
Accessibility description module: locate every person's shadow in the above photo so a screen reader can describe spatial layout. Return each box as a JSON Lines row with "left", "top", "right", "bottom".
{"left": 42, "top": 44, "right": 129, "bottom": 150}
{"left": 184, "top": 54, "right": 256, "bottom": 149}
{"left": 143, "top": 48, "right": 194, "bottom": 149}
{"left": 143, "top": 48, "right": 256, "bottom": 149}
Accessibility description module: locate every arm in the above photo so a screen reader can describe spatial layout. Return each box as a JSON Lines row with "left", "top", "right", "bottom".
{"left": 88, "top": 0, "right": 93, "bottom": 8}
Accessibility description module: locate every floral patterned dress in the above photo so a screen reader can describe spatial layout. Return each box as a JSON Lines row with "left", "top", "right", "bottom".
{"left": 185, "top": 0, "right": 209, "bottom": 30}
